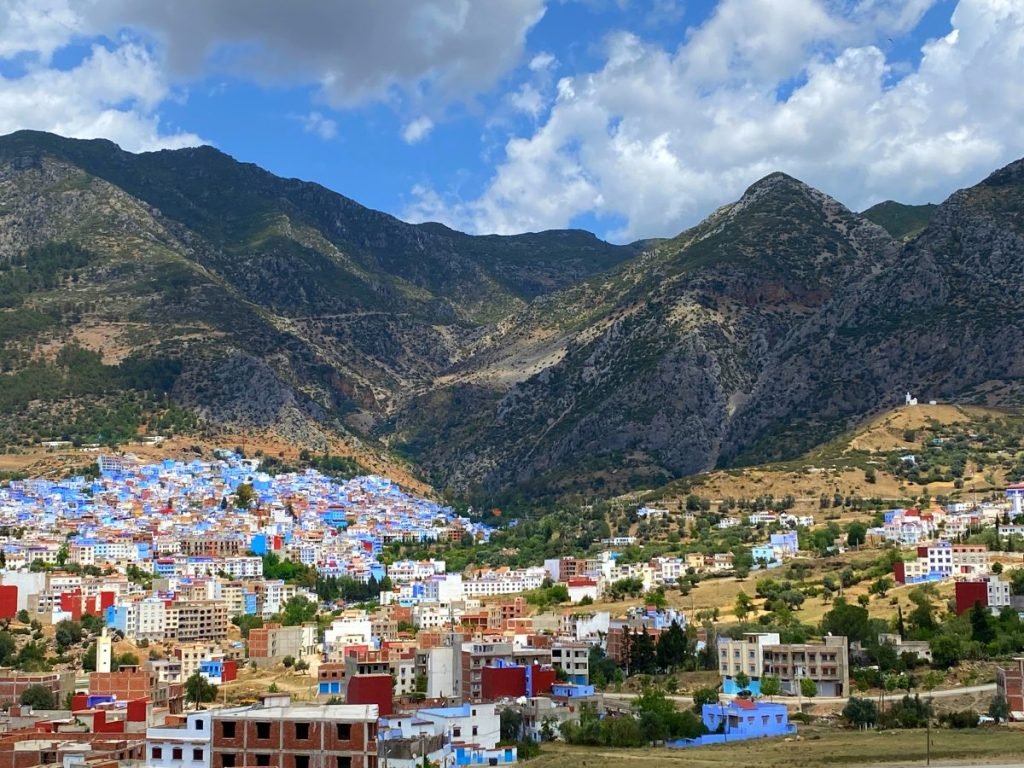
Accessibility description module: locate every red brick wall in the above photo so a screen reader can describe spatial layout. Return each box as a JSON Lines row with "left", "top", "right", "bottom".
{"left": 210, "top": 716, "right": 376, "bottom": 768}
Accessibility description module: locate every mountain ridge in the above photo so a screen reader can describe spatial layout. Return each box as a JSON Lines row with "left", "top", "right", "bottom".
{"left": 2, "top": 129, "right": 1024, "bottom": 506}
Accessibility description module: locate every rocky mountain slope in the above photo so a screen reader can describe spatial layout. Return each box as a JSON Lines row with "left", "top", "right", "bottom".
{"left": 2, "top": 129, "right": 1023, "bottom": 503}
{"left": 0, "top": 130, "right": 637, "bottom": 456}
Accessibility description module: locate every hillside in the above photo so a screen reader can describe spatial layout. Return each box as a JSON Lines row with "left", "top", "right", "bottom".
{"left": 638, "top": 402, "right": 1024, "bottom": 514}
{"left": 861, "top": 200, "right": 937, "bottom": 240}
{"left": 3, "top": 130, "right": 1024, "bottom": 503}
{"left": 0, "top": 130, "right": 637, "bottom": 465}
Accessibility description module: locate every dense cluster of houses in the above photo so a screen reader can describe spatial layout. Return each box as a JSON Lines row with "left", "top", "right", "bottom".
{"left": 7, "top": 455, "right": 1024, "bottom": 766}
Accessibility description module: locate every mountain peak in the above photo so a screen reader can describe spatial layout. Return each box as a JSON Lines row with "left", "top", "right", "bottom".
{"left": 980, "top": 156, "right": 1024, "bottom": 188}
{"left": 741, "top": 171, "right": 811, "bottom": 197}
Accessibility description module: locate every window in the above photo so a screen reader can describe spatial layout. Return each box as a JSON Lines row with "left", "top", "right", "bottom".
{"left": 472, "top": 726, "right": 478, "bottom": 736}
{"left": 172, "top": 748, "right": 183, "bottom": 760}
{"left": 151, "top": 747, "right": 163, "bottom": 760}
{"left": 256, "top": 755, "right": 271, "bottom": 767}
{"left": 295, "top": 722, "right": 310, "bottom": 740}
{"left": 194, "top": 749, "right": 204, "bottom": 761}
{"left": 222, "top": 722, "right": 236, "bottom": 738}
{"left": 336, "top": 723, "right": 351, "bottom": 740}
{"left": 336, "top": 758, "right": 352, "bottom": 768}
{"left": 256, "top": 722, "right": 271, "bottom": 739}
{"left": 453, "top": 727, "right": 461, "bottom": 737}
{"left": 295, "top": 757, "right": 310, "bottom": 768}
{"left": 222, "top": 756, "right": 236, "bottom": 768}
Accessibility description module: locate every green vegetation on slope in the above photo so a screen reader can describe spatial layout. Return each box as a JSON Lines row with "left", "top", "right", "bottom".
{"left": 861, "top": 200, "right": 937, "bottom": 240}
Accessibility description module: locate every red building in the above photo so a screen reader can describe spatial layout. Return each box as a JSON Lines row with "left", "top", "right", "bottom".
{"left": 480, "top": 663, "right": 555, "bottom": 701}
{"left": 0, "top": 586, "right": 16, "bottom": 621}
{"left": 954, "top": 580, "right": 989, "bottom": 615}
{"left": 346, "top": 673, "right": 394, "bottom": 716}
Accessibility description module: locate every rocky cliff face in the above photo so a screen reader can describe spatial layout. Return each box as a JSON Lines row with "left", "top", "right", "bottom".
{"left": 1, "top": 129, "right": 1023, "bottom": 501}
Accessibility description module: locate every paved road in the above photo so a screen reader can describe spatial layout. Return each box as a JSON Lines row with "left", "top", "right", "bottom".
{"left": 604, "top": 682, "right": 996, "bottom": 706}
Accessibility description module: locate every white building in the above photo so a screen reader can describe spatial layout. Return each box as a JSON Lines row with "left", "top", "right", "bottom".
{"left": 324, "top": 613, "right": 374, "bottom": 650}
{"left": 146, "top": 711, "right": 212, "bottom": 768}
{"left": 423, "top": 574, "right": 464, "bottom": 603}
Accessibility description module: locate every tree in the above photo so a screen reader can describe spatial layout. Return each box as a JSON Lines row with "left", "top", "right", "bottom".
{"left": 500, "top": 708, "right": 523, "bottom": 743}
{"left": 655, "top": 620, "right": 688, "bottom": 672}
{"left": 294, "top": 659, "right": 309, "bottom": 672}
{"left": 232, "top": 614, "right": 264, "bottom": 638}
{"left": 80, "top": 613, "right": 105, "bottom": 635}
{"left": 992, "top": 562, "right": 1004, "bottom": 575}
{"left": 969, "top": 602, "right": 995, "bottom": 644}
{"left": 628, "top": 628, "right": 657, "bottom": 676}
{"left": 929, "top": 635, "right": 962, "bottom": 668}
{"left": 279, "top": 596, "right": 317, "bottom": 626}
{"left": 185, "top": 672, "right": 218, "bottom": 709}
{"left": 19, "top": 684, "right": 56, "bottom": 709}
{"left": 282, "top": 655, "right": 295, "bottom": 668}
{"left": 734, "top": 671, "right": 751, "bottom": 692}
{"left": 692, "top": 687, "right": 718, "bottom": 710}
{"left": 0, "top": 632, "right": 16, "bottom": 667}
{"left": 54, "top": 620, "right": 83, "bottom": 652}
{"left": 734, "top": 590, "right": 753, "bottom": 620}
{"left": 16, "top": 610, "right": 28, "bottom": 624}
{"left": 843, "top": 696, "right": 878, "bottom": 728}
{"left": 988, "top": 694, "right": 1009, "bottom": 723}
{"left": 847, "top": 522, "right": 868, "bottom": 547}
{"left": 760, "top": 675, "right": 781, "bottom": 701}
{"left": 821, "top": 598, "right": 871, "bottom": 645}
{"left": 800, "top": 677, "right": 817, "bottom": 699}
{"left": 869, "top": 577, "right": 893, "bottom": 598}
{"left": 234, "top": 482, "right": 256, "bottom": 509}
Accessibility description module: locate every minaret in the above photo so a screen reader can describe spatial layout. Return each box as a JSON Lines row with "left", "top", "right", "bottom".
{"left": 97, "top": 628, "right": 112, "bottom": 673}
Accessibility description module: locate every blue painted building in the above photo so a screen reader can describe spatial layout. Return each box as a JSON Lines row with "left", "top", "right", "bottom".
{"left": 668, "top": 700, "right": 795, "bottom": 748}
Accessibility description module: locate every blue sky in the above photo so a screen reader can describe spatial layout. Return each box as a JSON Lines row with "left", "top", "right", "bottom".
{"left": 1, "top": 0, "right": 1022, "bottom": 242}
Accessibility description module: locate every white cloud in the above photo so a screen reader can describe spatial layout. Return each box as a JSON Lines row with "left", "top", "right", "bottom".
{"left": 0, "top": 43, "right": 201, "bottom": 152}
{"left": 299, "top": 111, "right": 338, "bottom": 141}
{"left": 405, "top": 0, "right": 1024, "bottom": 242}
{"left": 0, "top": 0, "right": 81, "bottom": 61}
{"left": 77, "top": 0, "right": 547, "bottom": 109}
{"left": 529, "top": 52, "right": 558, "bottom": 72}
{"left": 402, "top": 116, "right": 435, "bottom": 144}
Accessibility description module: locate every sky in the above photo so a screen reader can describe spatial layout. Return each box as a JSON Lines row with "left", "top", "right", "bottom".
{"left": 0, "top": 0, "right": 1022, "bottom": 243}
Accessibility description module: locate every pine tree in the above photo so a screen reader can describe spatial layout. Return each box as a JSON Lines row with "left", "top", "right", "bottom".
{"left": 655, "top": 620, "right": 688, "bottom": 672}
{"left": 629, "top": 628, "right": 657, "bottom": 676}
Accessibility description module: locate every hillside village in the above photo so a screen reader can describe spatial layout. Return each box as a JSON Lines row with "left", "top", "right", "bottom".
{"left": 0, "top": 451, "right": 1021, "bottom": 766}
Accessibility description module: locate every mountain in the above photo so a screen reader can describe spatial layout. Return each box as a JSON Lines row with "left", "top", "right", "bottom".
{"left": 0, "top": 130, "right": 638, "bottom": 455}
{"left": 861, "top": 200, "right": 937, "bottom": 241}
{"left": 394, "top": 172, "right": 897, "bottom": 497}
{"left": 2, "top": 129, "right": 1024, "bottom": 505}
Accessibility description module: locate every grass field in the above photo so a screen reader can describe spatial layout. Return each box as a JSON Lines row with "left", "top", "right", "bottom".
{"left": 525, "top": 727, "right": 1024, "bottom": 768}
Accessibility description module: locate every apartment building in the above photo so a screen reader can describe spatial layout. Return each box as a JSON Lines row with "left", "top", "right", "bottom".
{"left": 207, "top": 694, "right": 378, "bottom": 768}
{"left": 460, "top": 641, "right": 552, "bottom": 703}
{"left": 762, "top": 635, "right": 849, "bottom": 697}
{"left": 955, "top": 574, "right": 1012, "bottom": 615}
{"left": 165, "top": 600, "right": 229, "bottom": 642}
{"left": 179, "top": 536, "right": 247, "bottom": 558}
{"left": 717, "top": 632, "right": 780, "bottom": 693}
{"left": 894, "top": 542, "right": 989, "bottom": 584}
{"left": 550, "top": 641, "right": 590, "bottom": 685}
{"left": 248, "top": 623, "right": 318, "bottom": 667}
{"left": 146, "top": 710, "right": 212, "bottom": 768}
